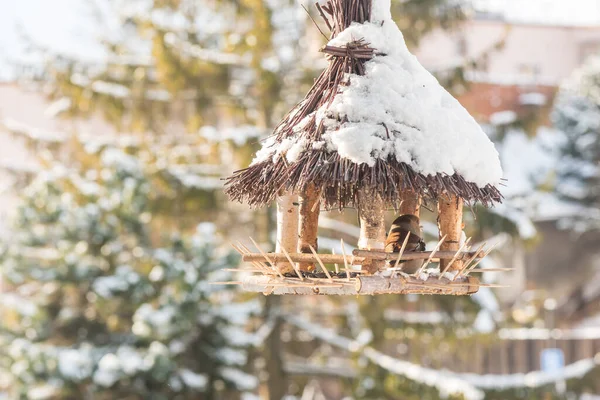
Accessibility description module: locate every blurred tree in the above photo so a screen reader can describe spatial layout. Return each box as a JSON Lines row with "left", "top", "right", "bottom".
{"left": 552, "top": 56, "right": 600, "bottom": 231}
{"left": 8, "top": 0, "right": 520, "bottom": 398}
{"left": 393, "top": 0, "right": 465, "bottom": 48}
{"left": 0, "top": 143, "right": 259, "bottom": 399}
{"left": 43, "top": 0, "right": 308, "bottom": 134}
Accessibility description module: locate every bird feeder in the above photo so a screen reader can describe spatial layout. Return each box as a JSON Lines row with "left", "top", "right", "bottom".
{"left": 223, "top": 0, "right": 504, "bottom": 295}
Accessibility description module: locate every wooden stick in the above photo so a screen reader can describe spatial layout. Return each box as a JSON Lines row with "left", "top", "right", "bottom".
{"left": 452, "top": 245, "right": 478, "bottom": 281}
{"left": 454, "top": 243, "right": 486, "bottom": 281}
{"left": 233, "top": 242, "right": 270, "bottom": 273}
{"left": 440, "top": 237, "right": 471, "bottom": 276}
{"left": 332, "top": 249, "right": 340, "bottom": 274}
{"left": 230, "top": 242, "right": 244, "bottom": 255}
{"left": 393, "top": 231, "right": 411, "bottom": 270}
{"left": 414, "top": 234, "right": 447, "bottom": 277}
{"left": 279, "top": 241, "right": 304, "bottom": 281}
{"left": 238, "top": 241, "right": 274, "bottom": 274}
{"left": 464, "top": 242, "right": 501, "bottom": 276}
{"left": 340, "top": 239, "right": 351, "bottom": 282}
{"left": 309, "top": 245, "right": 333, "bottom": 282}
{"left": 250, "top": 237, "right": 285, "bottom": 279}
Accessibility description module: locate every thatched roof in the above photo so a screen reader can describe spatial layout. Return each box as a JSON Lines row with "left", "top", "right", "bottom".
{"left": 225, "top": 0, "right": 503, "bottom": 210}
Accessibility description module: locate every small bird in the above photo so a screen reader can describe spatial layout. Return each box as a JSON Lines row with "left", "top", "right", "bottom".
{"left": 385, "top": 214, "right": 426, "bottom": 274}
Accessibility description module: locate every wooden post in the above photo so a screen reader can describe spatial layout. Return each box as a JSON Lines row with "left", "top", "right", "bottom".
{"left": 437, "top": 194, "right": 464, "bottom": 272}
{"left": 276, "top": 192, "right": 299, "bottom": 274}
{"left": 358, "top": 188, "right": 386, "bottom": 274}
{"left": 298, "top": 184, "right": 320, "bottom": 272}
{"left": 399, "top": 191, "right": 421, "bottom": 217}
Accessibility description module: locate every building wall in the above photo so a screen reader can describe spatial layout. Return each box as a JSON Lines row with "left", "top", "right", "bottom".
{"left": 415, "top": 20, "right": 600, "bottom": 86}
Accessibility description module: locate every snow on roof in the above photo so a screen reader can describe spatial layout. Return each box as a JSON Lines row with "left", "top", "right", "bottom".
{"left": 258, "top": 0, "right": 502, "bottom": 188}
{"left": 226, "top": 0, "right": 503, "bottom": 208}
{"left": 472, "top": 0, "right": 600, "bottom": 27}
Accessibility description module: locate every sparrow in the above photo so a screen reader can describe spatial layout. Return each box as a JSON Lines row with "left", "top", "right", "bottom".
{"left": 385, "top": 214, "right": 426, "bottom": 274}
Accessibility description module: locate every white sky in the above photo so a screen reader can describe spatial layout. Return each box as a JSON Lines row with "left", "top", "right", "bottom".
{"left": 473, "top": 0, "right": 600, "bottom": 26}
{"left": 0, "top": 0, "right": 107, "bottom": 80}
{"left": 0, "top": 0, "right": 599, "bottom": 81}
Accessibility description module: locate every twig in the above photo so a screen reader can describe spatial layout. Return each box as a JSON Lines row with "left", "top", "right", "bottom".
{"left": 414, "top": 234, "right": 447, "bottom": 277}
{"left": 232, "top": 242, "right": 265, "bottom": 272}
{"left": 332, "top": 249, "right": 340, "bottom": 274}
{"left": 237, "top": 241, "right": 271, "bottom": 273}
{"left": 453, "top": 243, "right": 486, "bottom": 281}
{"left": 315, "top": 2, "right": 333, "bottom": 32}
{"left": 440, "top": 237, "right": 471, "bottom": 276}
{"left": 464, "top": 242, "right": 500, "bottom": 276}
{"left": 250, "top": 237, "right": 285, "bottom": 278}
{"left": 279, "top": 241, "right": 304, "bottom": 281}
{"left": 341, "top": 239, "right": 351, "bottom": 281}
{"left": 392, "top": 231, "right": 411, "bottom": 270}
{"left": 309, "top": 245, "right": 333, "bottom": 282}
{"left": 230, "top": 242, "right": 245, "bottom": 255}
{"left": 302, "top": 4, "right": 328, "bottom": 40}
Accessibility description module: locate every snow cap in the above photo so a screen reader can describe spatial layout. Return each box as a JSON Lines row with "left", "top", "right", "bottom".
{"left": 226, "top": 0, "right": 503, "bottom": 209}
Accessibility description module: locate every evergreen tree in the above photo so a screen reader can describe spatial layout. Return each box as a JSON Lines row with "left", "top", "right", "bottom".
{"left": 552, "top": 56, "right": 600, "bottom": 231}
{"left": 0, "top": 143, "right": 258, "bottom": 399}
{"left": 7, "top": 0, "right": 487, "bottom": 398}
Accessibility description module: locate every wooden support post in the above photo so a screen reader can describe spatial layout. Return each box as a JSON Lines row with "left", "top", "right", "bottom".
{"left": 358, "top": 188, "right": 386, "bottom": 274}
{"left": 298, "top": 184, "right": 320, "bottom": 272}
{"left": 399, "top": 191, "right": 421, "bottom": 217}
{"left": 437, "top": 194, "right": 464, "bottom": 272}
{"left": 276, "top": 192, "right": 299, "bottom": 274}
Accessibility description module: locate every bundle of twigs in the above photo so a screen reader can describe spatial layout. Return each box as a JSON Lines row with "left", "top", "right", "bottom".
{"left": 224, "top": 0, "right": 503, "bottom": 210}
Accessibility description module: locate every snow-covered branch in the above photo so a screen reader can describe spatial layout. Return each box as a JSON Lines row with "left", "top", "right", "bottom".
{"left": 286, "top": 314, "right": 600, "bottom": 393}
{"left": 284, "top": 314, "right": 485, "bottom": 400}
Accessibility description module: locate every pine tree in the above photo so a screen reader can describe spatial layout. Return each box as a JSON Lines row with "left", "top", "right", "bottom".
{"left": 41, "top": 0, "right": 309, "bottom": 134}
{"left": 0, "top": 143, "right": 258, "bottom": 399}
{"left": 9, "top": 0, "right": 487, "bottom": 398}
{"left": 552, "top": 56, "right": 600, "bottom": 230}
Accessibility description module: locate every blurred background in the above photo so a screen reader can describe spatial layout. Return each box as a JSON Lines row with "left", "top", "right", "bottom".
{"left": 0, "top": 0, "right": 600, "bottom": 399}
